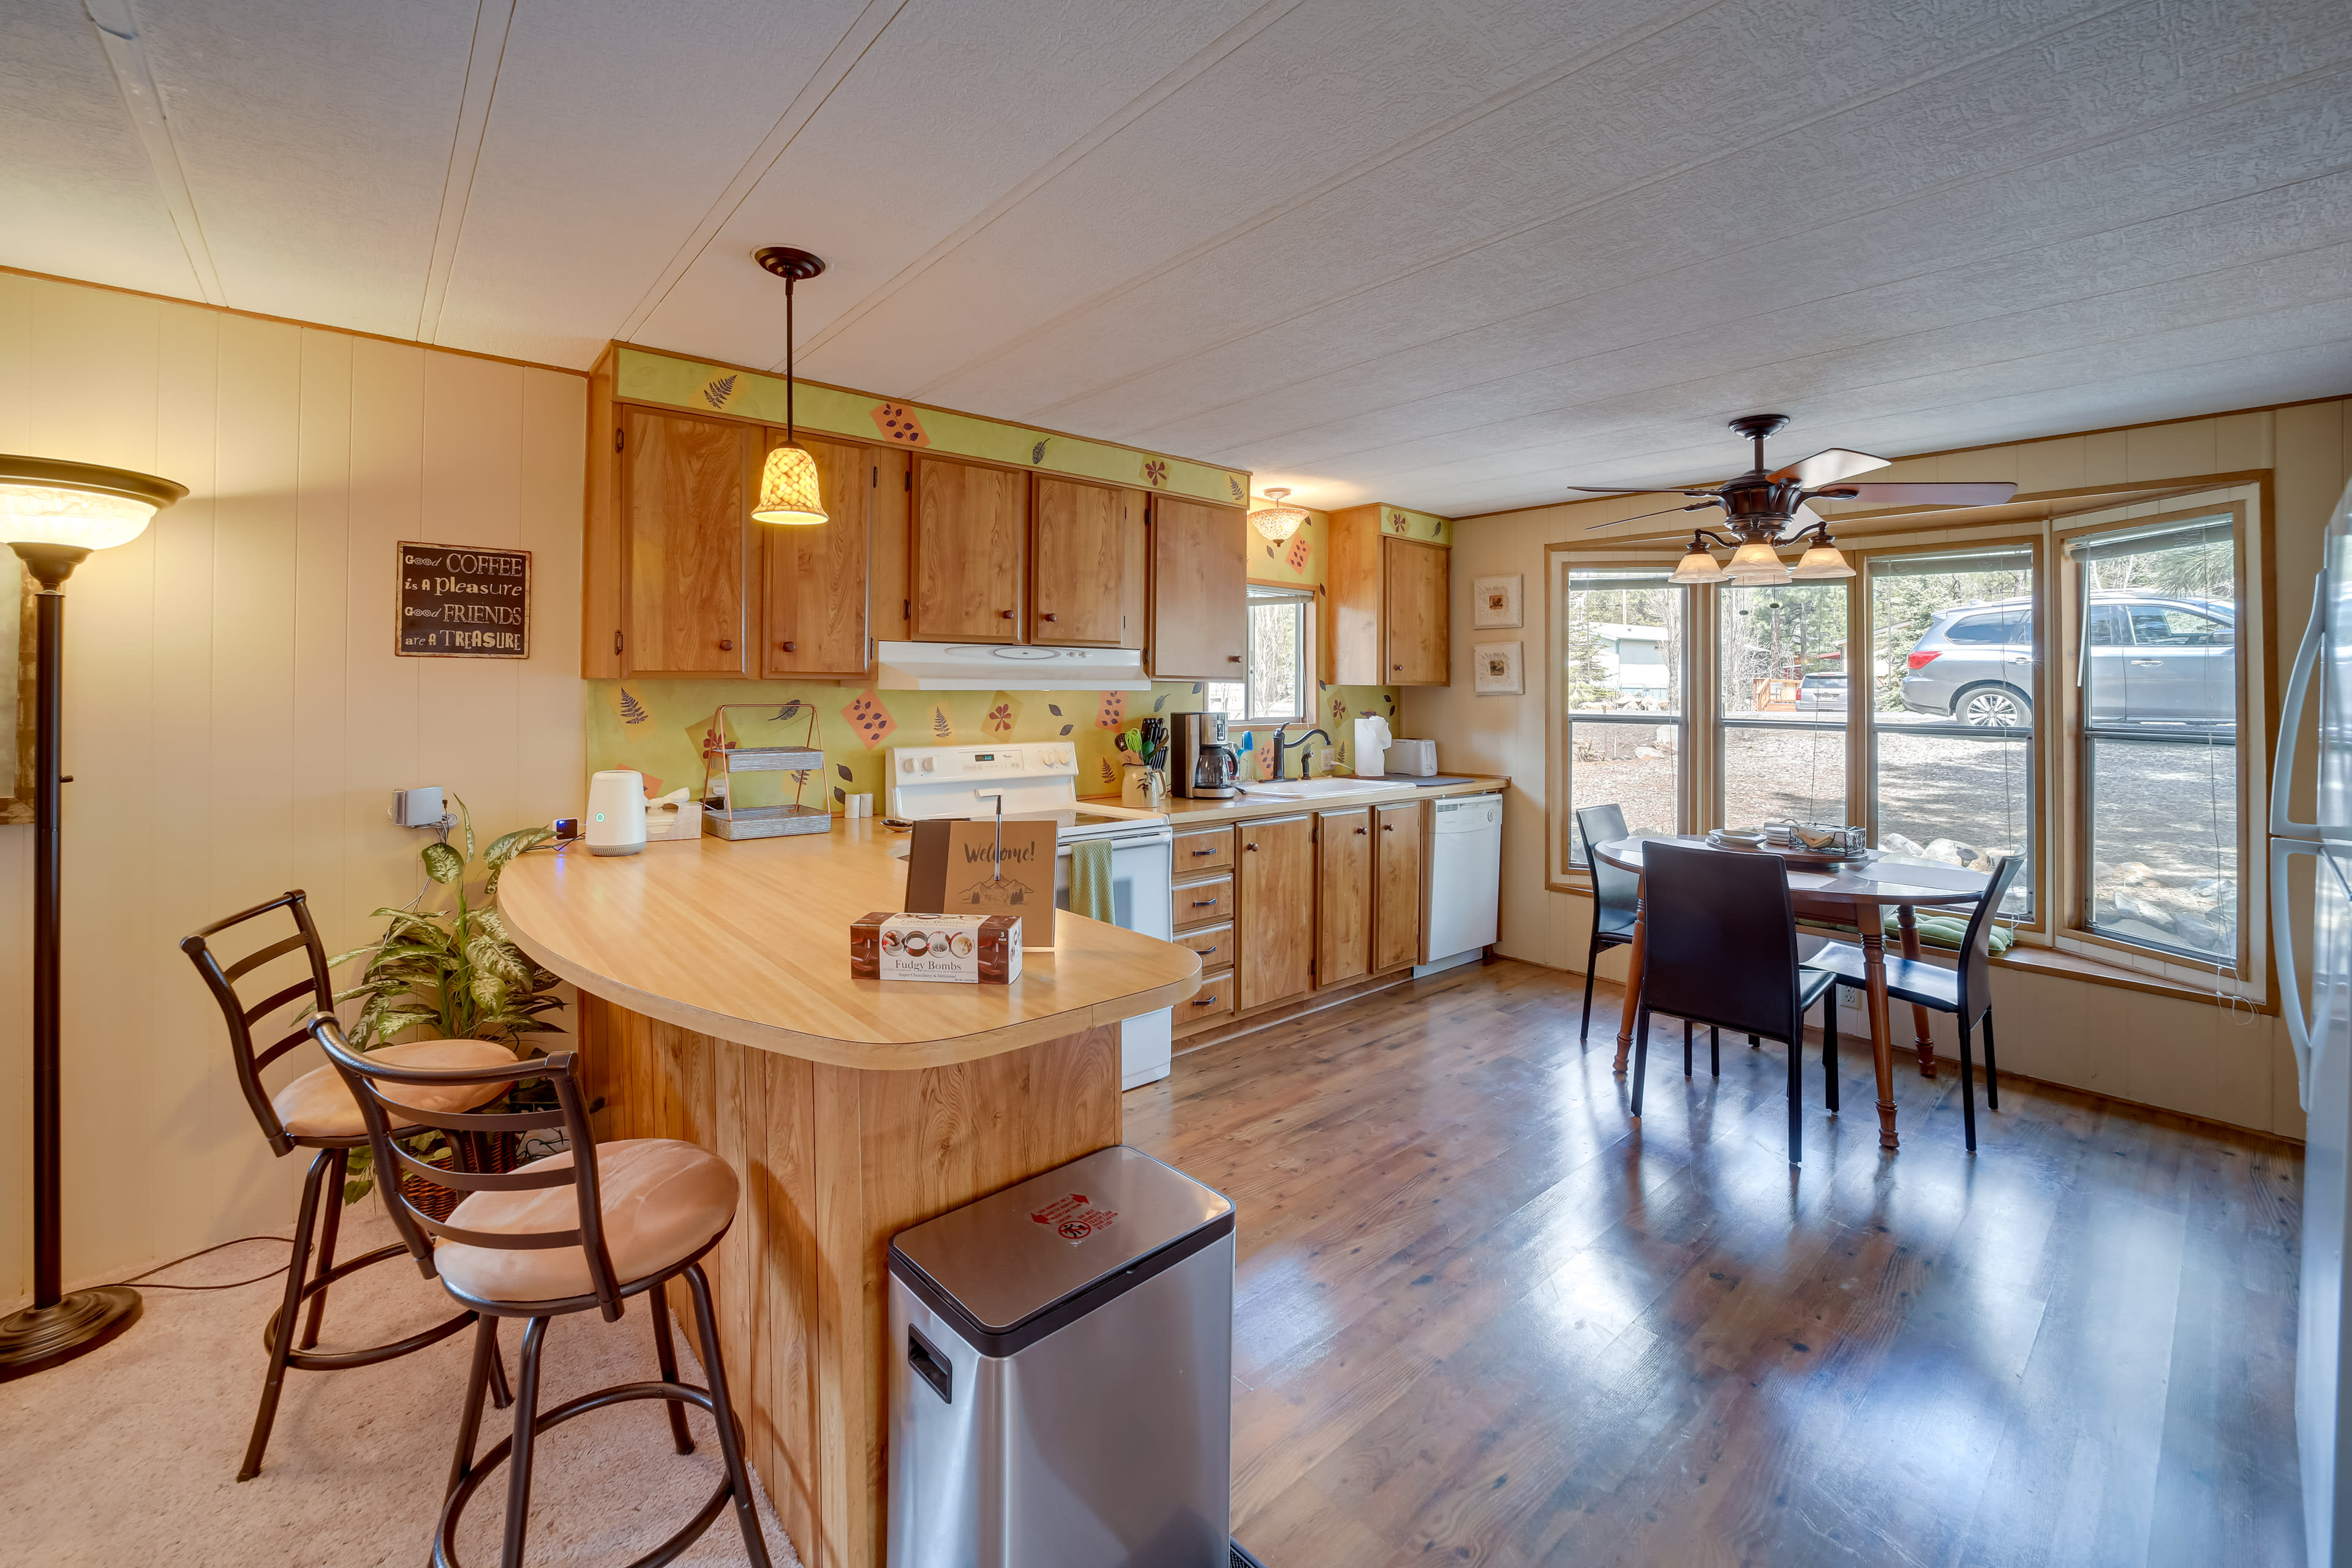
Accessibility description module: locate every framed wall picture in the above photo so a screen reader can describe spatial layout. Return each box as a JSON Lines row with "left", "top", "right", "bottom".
{"left": 1473, "top": 639, "right": 1524, "bottom": 695}
{"left": 1472, "top": 573, "right": 1522, "bottom": 628}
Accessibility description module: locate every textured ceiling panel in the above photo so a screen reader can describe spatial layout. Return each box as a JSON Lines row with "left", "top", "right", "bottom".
{"left": 632, "top": 0, "right": 1264, "bottom": 377}
{"left": 129, "top": 0, "right": 477, "bottom": 337}
{"left": 429, "top": 0, "right": 875, "bottom": 366}
{"left": 0, "top": 1, "right": 199, "bottom": 298}
{"left": 2, "top": 0, "right": 2346, "bottom": 513}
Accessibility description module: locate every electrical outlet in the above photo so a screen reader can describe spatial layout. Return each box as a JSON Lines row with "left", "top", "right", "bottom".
{"left": 391, "top": 786, "right": 445, "bottom": 828}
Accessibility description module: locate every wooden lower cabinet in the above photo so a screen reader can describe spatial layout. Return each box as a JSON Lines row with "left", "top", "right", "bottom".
{"left": 1236, "top": 813, "right": 1314, "bottom": 1011}
{"left": 1374, "top": 801, "right": 1423, "bottom": 972}
{"left": 1316, "top": 807, "right": 1373, "bottom": 989}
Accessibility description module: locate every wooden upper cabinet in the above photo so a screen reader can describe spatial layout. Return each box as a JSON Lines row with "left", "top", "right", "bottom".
{"left": 913, "top": 456, "right": 1027, "bottom": 641}
{"left": 1329, "top": 507, "right": 1451, "bottom": 685}
{"left": 1031, "top": 477, "right": 1137, "bottom": 647}
{"left": 1384, "top": 537, "right": 1449, "bottom": 684}
{"left": 1150, "top": 496, "right": 1247, "bottom": 680}
{"left": 622, "top": 407, "right": 752, "bottom": 677}
{"left": 1237, "top": 812, "right": 1316, "bottom": 1011}
{"left": 1316, "top": 807, "right": 1373, "bottom": 990}
{"left": 1373, "top": 802, "right": 1423, "bottom": 973}
{"left": 761, "top": 432, "right": 872, "bottom": 679}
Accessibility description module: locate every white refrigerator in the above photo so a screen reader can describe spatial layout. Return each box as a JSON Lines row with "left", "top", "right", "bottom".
{"left": 2274, "top": 470, "right": 2352, "bottom": 1567}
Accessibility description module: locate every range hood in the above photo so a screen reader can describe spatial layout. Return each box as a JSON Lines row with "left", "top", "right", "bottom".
{"left": 873, "top": 640, "right": 1151, "bottom": 692}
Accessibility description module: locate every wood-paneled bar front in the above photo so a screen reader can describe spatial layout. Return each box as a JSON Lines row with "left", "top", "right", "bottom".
{"left": 498, "top": 827, "right": 1200, "bottom": 1568}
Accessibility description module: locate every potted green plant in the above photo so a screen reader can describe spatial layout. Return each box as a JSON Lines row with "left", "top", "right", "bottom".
{"left": 330, "top": 802, "right": 567, "bottom": 1207}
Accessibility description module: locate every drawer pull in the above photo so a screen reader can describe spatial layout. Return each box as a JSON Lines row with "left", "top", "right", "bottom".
{"left": 1197, "top": 944, "right": 1218, "bottom": 956}
{"left": 1189, "top": 899, "right": 1218, "bottom": 908}
{"left": 1191, "top": 993, "right": 1219, "bottom": 1008}
{"left": 1189, "top": 846, "right": 1218, "bottom": 856}
{"left": 780, "top": 640, "right": 797, "bottom": 652}
{"left": 1000, "top": 609, "right": 1015, "bottom": 619}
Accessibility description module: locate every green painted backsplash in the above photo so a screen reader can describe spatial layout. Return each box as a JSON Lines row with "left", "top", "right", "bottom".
{"left": 587, "top": 679, "right": 1403, "bottom": 810}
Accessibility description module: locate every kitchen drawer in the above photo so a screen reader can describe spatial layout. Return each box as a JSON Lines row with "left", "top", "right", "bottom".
{"left": 1174, "top": 875, "right": 1233, "bottom": 930}
{"left": 1175, "top": 922, "right": 1233, "bottom": 969}
{"left": 1174, "top": 826, "right": 1235, "bottom": 874}
{"left": 1177, "top": 971, "right": 1235, "bottom": 1028}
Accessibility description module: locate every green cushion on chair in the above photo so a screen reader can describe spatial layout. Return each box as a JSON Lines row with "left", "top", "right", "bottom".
{"left": 1882, "top": 910, "right": 2011, "bottom": 954}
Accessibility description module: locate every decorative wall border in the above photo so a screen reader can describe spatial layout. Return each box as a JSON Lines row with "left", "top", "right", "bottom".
{"left": 615, "top": 345, "right": 1250, "bottom": 507}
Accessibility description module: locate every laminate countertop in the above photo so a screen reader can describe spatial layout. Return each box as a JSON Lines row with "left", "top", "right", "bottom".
{"left": 1089, "top": 774, "right": 1509, "bottom": 829}
{"left": 497, "top": 820, "right": 1201, "bottom": 1071}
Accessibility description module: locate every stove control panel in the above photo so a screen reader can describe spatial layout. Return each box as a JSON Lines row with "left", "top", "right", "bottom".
{"left": 890, "top": 745, "right": 1079, "bottom": 778}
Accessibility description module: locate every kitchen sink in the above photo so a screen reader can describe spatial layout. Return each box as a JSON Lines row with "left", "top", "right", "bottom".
{"left": 1235, "top": 778, "right": 1389, "bottom": 799}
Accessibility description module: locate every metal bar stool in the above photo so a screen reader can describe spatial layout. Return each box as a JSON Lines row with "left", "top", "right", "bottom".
{"left": 314, "top": 1016, "right": 772, "bottom": 1568}
{"left": 182, "top": 890, "right": 518, "bottom": 1480}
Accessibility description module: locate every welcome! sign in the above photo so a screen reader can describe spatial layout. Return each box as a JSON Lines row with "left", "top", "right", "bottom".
{"left": 903, "top": 818, "right": 1058, "bottom": 949}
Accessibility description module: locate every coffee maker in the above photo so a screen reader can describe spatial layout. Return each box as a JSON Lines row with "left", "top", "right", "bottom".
{"left": 1173, "top": 712, "right": 1240, "bottom": 799}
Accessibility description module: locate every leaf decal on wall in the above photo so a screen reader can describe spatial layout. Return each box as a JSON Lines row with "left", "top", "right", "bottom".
{"left": 841, "top": 691, "right": 897, "bottom": 748}
{"left": 1047, "top": 704, "right": 1063, "bottom": 717}
{"left": 835, "top": 763, "right": 853, "bottom": 781}
{"left": 1190, "top": 683, "right": 1202, "bottom": 694}
{"left": 834, "top": 786, "right": 846, "bottom": 804}
{"left": 932, "top": 707, "right": 952, "bottom": 739}
{"left": 618, "top": 687, "right": 649, "bottom": 725}
{"left": 701, "top": 374, "right": 738, "bottom": 410}
{"left": 1031, "top": 438, "right": 1050, "bottom": 464}
{"left": 772, "top": 699, "right": 807, "bottom": 722}
{"left": 1058, "top": 724, "right": 1073, "bottom": 736}
{"left": 1152, "top": 695, "right": 1167, "bottom": 711}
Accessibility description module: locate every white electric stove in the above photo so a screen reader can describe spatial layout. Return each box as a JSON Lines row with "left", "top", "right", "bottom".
{"left": 887, "top": 744, "right": 1175, "bottom": 1089}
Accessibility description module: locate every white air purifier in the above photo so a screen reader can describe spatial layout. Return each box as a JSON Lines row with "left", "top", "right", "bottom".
{"left": 584, "top": 770, "right": 647, "bottom": 856}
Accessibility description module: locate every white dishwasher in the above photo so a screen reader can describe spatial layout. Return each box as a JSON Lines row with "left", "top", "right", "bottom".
{"left": 1420, "top": 793, "right": 1502, "bottom": 974}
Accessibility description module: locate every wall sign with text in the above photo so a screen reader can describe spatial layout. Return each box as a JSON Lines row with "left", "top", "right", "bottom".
{"left": 396, "top": 541, "right": 531, "bottom": 658}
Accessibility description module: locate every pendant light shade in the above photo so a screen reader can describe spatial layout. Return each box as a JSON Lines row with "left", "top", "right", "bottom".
{"left": 1670, "top": 547, "right": 1727, "bottom": 585}
{"left": 755, "top": 443, "right": 828, "bottom": 526}
{"left": 1725, "top": 539, "right": 1791, "bottom": 585}
{"left": 750, "top": 246, "right": 829, "bottom": 529}
{"left": 1788, "top": 541, "right": 1855, "bottom": 579}
{"left": 0, "top": 456, "right": 185, "bottom": 551}
{"left": 1250, "top": 487, "right": 1306, "bottom": 543}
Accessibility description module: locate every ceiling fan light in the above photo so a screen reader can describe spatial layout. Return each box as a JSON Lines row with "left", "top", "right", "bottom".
{"left": 1670, "top": 548, "right": 1726, "bottom": 586}
{"left": 1789, "top": 543, "right": 1855, "bottom": 579}
{"left": 1724, "top": 540, "right": 1790, "bottom": 584}
{"left": 753, "top": 442, "right": 828, "bottom": 526}
{"left": 1250, "top": 487, "right": 1306, "bottom": 543}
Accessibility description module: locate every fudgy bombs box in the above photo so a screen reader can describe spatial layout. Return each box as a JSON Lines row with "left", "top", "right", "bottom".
{"left": 850, "top": 912, "right": 1022, "bottom": 984}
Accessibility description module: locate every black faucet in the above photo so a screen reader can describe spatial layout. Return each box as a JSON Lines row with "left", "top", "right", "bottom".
{"left": 1270, "top": 723, "right": 1332, "bottom": 781}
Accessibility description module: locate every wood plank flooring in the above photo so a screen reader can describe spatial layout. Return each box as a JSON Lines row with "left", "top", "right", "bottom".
{"left": 1123, "top": 958, "right": 2304, "bottom": 1568}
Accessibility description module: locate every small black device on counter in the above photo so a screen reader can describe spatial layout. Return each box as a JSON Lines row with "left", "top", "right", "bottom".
{"left": 552, "top": 817, "right": 581, "bottom": 841}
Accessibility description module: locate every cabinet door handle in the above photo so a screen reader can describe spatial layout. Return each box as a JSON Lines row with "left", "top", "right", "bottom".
{"left": 1228, "top": 654, "right": 1243, "bottom": 663}
{"left": 1244, "top": 842, "right": 1258, "bottom": 851}
{"left": 780, "top": 640, "right": 797, "bottom": 652}
{"left": 1392, "top": 663, "right": 1402, "bottom": 671}
{"left": 719, "top": 638, "right": 735, "bottom": 651}
{"left": 1039, "top": 612, "right": 1058, "bottom": 622}
{"left": 1382, "top": 823, "right": 1395, "bottom": 831}
{"left": 1001, "top": 609, "right": 1015, "bottom": 619}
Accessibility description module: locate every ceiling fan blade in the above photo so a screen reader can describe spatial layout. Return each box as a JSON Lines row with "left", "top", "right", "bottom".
{"left": 1562, "top": 486, "right": 1643, "bottom": 495}
{"left": 1819, "top": 481, "right": 2018, "bottom": 507}
{"left": 1583, "top": 499, "right": 1722, "bottom": 532}
{"left": 1770, "top": 448, "right": 1888, "bottom": 487}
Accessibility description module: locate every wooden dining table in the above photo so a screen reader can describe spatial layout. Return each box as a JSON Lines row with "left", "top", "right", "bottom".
{"left": 1593, "top": 835, "right": 1991, "bottom": 1151}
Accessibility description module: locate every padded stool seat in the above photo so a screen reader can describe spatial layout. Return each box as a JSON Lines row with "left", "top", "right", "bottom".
{"left": 438, "top": 1140, "right": 740, "bottom": 1305}
{"left": 273, "top": 1037, "right": 518, "bottom": 1140}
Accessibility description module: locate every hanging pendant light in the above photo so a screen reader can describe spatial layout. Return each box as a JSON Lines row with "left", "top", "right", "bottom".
{"left": 751, "top": 246, "right": 829, "bottom": 527}
{"left": 1250, "top": 487, "right": 1307, "bottom": 543}
{"left": 1724, "top": 538, "right": 1791, "bottom": 584}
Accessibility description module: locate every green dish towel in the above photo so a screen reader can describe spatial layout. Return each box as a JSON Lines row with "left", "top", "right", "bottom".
{"left": 1880, "top": 910, "right": 2013, "bottom": 955}
{"left": 1069, "top": 839, "right": 1116, "bottom": 924}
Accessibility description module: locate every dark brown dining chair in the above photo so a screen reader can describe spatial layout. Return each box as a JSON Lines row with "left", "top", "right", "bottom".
{"left": 1574, "top": 804, "right": 1640, "bottom": 1042}
{"left": 312, "top": 1015, "right": 771, "bottom": 1568}
{"left": 1804, "top": 854, "right": 2022, "bottom": 1152}
{"left": 1630, "top": 843, "right": 1839, "bottom": 1163}
{"left": 181, "top": 890, "right": 517, "bottom": 1481}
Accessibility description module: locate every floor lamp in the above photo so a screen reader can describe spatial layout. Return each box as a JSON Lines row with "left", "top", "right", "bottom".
{"left": 0, "top": 455, "right": 184, "bottom": 1381}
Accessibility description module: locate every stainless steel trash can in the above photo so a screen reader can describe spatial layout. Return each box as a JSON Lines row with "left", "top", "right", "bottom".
{"left": 886, "top": 1144, "right": 1236, "bottom": 1568}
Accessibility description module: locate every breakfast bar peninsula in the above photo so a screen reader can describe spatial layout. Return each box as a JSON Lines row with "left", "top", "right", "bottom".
{"left": 497, "top": 821, "right": 1201, "bottom": 1568}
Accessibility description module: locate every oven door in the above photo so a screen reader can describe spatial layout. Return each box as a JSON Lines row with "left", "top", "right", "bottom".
{"left": 1051, "top": 829, "right": 1173, "bottom": 940}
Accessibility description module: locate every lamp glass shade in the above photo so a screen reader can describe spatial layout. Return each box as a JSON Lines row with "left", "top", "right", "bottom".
{"left": 0, "top": 484, "right": 156, "bottom": 550}
{"left": 1788, "top": 543, "right": 1856, "bottom": 579}
{"left": 753, "top": 443, "right": 828, "bottom": 526}
{"left": 1250, "top": 502, "right": 1306, "bottom": 543}
{"left": 1724, "top": 540, "right": 1791, "bottom": 584}
{"left": 1669, "top": 548, "right": 1726, "bottom": 585}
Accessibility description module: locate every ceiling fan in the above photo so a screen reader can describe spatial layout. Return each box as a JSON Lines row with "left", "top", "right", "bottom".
{"left": 1575, "top": 414, "right": 2018, "bottom": 586}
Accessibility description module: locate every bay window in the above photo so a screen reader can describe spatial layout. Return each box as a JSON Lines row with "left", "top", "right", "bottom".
{"left": 1719, "top": 580, "right": 1847, "bottom": 829}
{"left": 1562, "top": 567, "right": 1683, "bottom": 865}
